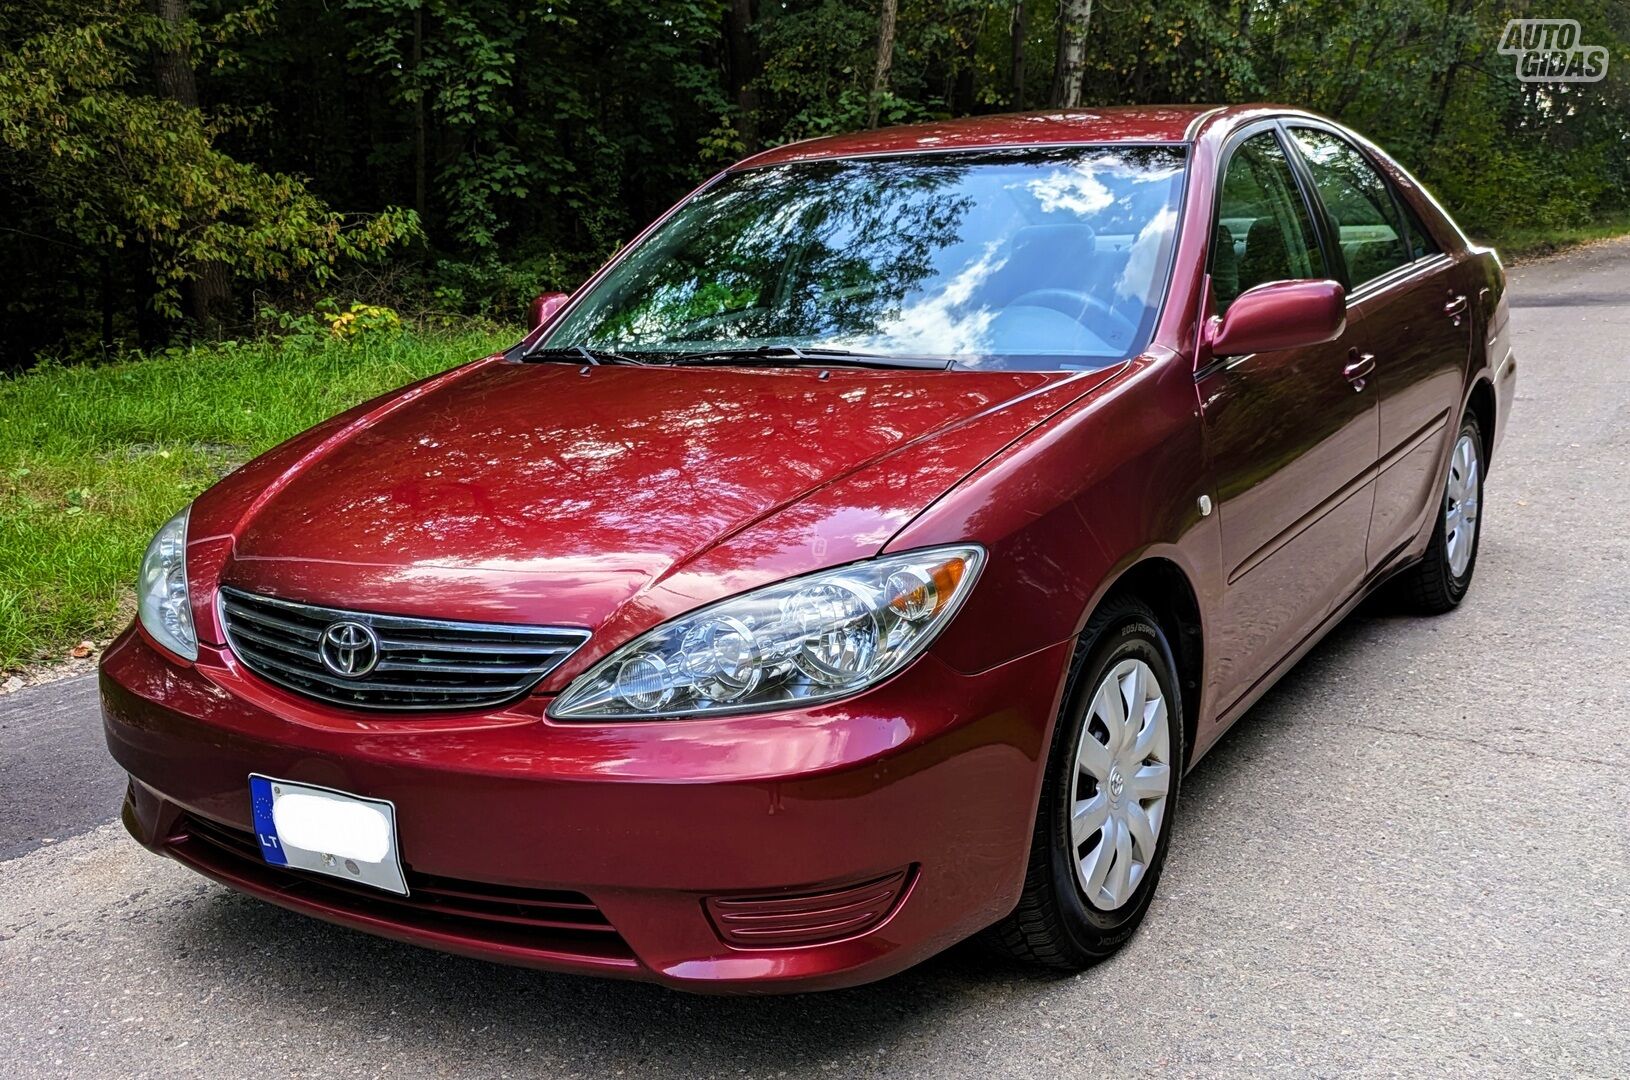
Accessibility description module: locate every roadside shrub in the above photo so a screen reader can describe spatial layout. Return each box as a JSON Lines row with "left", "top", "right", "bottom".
{"left": 325, "top": 302, "right": 403, "bottom": 340}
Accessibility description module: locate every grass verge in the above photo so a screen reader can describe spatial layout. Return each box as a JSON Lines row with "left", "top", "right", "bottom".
{"left": 1478, "top": 212, "right": 1630, "bottom": 262}
{"left": 0, "top": 328, "right": 515, "bottom": 670}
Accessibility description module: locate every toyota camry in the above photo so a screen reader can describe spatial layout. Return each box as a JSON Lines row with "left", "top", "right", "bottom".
{"left": 101, "top": 105, "right": 1514, "bottom": 992}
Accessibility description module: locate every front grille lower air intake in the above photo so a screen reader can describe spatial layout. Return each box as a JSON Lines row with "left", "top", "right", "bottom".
{"left": 218, "top": 587, "right": 589, "bottom": 711}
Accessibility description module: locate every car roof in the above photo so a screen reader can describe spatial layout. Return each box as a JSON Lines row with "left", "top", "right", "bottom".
{"left": 732, "top": 105, "right": 1234, "bottom": 170}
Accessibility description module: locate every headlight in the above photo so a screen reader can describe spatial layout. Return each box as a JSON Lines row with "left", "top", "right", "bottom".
{"left": 137, "top": 506, "right": 197, "bottom": 661}
{"left": 551, "top": 545, "right": 984, "bottom": 720}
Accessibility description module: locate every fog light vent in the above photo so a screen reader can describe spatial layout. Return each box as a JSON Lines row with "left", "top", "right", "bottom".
{"left": 704, "top": 868, "right": 911, "bottom": 948}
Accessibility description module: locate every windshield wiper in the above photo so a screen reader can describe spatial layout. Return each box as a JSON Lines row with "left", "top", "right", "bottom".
{"left": 656, "top": 345, "right": 951, "bottom": 371}
{"left": 520, "top": 344, "right": 651, "bottom": 366}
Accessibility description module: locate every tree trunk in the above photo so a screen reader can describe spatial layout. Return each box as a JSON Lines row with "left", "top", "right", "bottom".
{"left": 1050, "top": 0, "right": 1093, "bottom": 109}
{"left": 1427, "top": 61, "right": 1461, "bottom": 145}
{"left": 99, "top": 254, "right": 114, "bottom": 354}
{"left": 149, "top": 0, "right": 197, "bottom": 108}
{"left": 132, "top": 243, "right": 166, "bottom": 351}
{"left": 413, "top": 8, "right": 427, "bottom": 222}
{"left": 866, "top": 0, "right": 899, "bottom": 129}
{"left": 952, "top": 53, "right": 977, "bottom": 114}
{"left": 725, "top": 0, "right": 761, "bottom": 150}
{"left": 1427, "top": 0, "right": 1478, "bottom": 145}
{"left": 951, "top": 6, "right": 982, "bottom": 116}
{"left": 148, "top": 0, "right": 231, "bottom": 335}
{"left": 1011, "top": 0, "right": 1028, "bottom": 108}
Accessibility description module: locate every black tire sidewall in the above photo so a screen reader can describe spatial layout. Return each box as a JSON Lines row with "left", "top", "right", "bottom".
{"left": 1442, "top": 415, "right": 1485, "bottom": 601}
{"left": 1043, "top": 606, "right": 1184, "bottom": 956}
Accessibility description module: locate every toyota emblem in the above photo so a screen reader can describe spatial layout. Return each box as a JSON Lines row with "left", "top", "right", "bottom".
{"left": 318, "top": 620, "right": 380, "bottom": 678}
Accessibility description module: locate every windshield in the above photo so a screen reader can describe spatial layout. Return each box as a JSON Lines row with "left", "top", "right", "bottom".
{"left": 541, "top": 146, "right": 1187, "bottom": 371}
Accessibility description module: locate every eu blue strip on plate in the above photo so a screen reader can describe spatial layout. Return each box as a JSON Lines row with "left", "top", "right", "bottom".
{"left": 248, "top": 775, "right": 288, "bottom": 865}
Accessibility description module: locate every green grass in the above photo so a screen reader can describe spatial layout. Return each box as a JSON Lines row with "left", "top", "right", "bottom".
{"left": 0, "top": 327, "right": 516, "bottom": 669}
{"left": 1478, "top": 211, "right": 1630, "bottom": 262}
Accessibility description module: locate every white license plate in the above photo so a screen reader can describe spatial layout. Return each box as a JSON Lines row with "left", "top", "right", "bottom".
{"left": 248, "top": 775, "right": 408, "bottom": 896}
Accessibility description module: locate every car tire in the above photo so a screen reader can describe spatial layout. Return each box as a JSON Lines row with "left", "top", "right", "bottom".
{"left": 1396, "top": 412, "right": 1485, "bottom": 614}
{"left": 983, "top": 595, "right": 1184, "bottom": 970}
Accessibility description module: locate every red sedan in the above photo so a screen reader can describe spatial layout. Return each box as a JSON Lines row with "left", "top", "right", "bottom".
{"left": 102, "top": 105, "right": 1514, "bottom": 992}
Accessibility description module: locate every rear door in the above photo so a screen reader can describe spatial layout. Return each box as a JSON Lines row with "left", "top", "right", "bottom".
{"left": 1197, "top": 126, "right": 1378, "bottom": 712}
{"left": 1284, "top": 124, "right": 1473, "bottom": 568}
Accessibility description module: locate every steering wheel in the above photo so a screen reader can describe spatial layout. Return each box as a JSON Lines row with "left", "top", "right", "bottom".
{"left": 1009, "top": 289, "right": 1138, "bottom": 348}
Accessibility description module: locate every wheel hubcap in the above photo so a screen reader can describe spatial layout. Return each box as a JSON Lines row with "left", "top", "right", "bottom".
{"left": 1444, "top": 433, "right": 1481, "bottom": 578}
{"left": 1068, "top": 658, "right": 1172, "bottom": 911}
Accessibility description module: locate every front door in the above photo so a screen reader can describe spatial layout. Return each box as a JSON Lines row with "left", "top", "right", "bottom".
{"left": 1197, "top": 127, "right": 1379, "bottom": 713}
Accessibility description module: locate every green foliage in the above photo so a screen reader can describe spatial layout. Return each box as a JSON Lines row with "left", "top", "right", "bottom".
{"left": 1225, "top": 0, "right": 1630, "bottom": 237}
{"left": 0, "top": 326, "right": 512, "bottom": 666}
{"left": 422, "top": 252, "right": 577, "bottom": 322}
{"left": 346, "top": 0, "right": 528, "bottom": 250}
{"left": 1, "top": 0, "right": 1627, "bottom": 365}
{"left": 0, "top": 0, "right": 420, "bottom": 337}
{"left": 758, "top": 0, "right": 890, "bottom": 136}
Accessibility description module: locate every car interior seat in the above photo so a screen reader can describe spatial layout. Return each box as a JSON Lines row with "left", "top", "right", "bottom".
{"left": 1238, "top": 216, "right": 1294, "bottom": 292}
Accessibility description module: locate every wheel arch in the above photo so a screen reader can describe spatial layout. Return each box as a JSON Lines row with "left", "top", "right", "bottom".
{"left": 1466, "top": 376, "right": 1496, "bottom": 466}
{"left": 1090, "top": 556, "right": 1204, "bottom": 770}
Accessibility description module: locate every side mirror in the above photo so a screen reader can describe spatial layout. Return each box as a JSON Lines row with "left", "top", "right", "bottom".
{"left": 1207, "top": 279, "right": 1346, "bottom": 357}
{"left": 529, "top": 292, "right": 570, "bottom": 331}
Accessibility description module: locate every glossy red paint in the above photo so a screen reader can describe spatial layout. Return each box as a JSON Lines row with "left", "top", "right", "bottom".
{"left": 736, "top": 106, "right": 1217, "bottom": 170}
{"left": 1206, "top": 279, "right": 1347, "bottom": 357}
{"left": 101, "top": 105, "right": 1513, "bottom": 991}
{"left": 105, "top": 622, "right": 1072, "bottom": 991}
{"left": 185, "top": 362, "right": 1109, "bottom": 648}
{"left": 528, "top": 291, "right": 569, "bottom": 331}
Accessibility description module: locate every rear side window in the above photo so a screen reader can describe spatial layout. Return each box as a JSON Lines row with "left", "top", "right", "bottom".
{"left": 1211, "top": 130, "right": 1327, "bottom": 313}
{"left": 1392, "top": 190, "right": 1442, "bottom": 260}
{"left": 1286, "top": 127, "right": 1413, "bottom": 287}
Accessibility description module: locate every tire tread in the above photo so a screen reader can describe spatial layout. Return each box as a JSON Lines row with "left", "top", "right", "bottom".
{"left": 981, "top": 595, "right": 1174, "bottom": 969}
{"left": 1393, "top": 413, "right": 1484, "bottom": 614}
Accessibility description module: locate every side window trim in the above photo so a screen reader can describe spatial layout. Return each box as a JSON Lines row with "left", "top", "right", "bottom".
{"left": 1206, "top": 120, "right": 1333, "bottom": 313}
{"left": 1275, "top": 120, "right": 1348, "bottom": 291}
{"left": 1347, "top": 250, "right": 1452, "bottom": 302}
{"left": 1306, "top": 130, "right": 1452, "bottom": 301}
{"left": 1385, "top": 180, "right": 1441, "bottom": 262}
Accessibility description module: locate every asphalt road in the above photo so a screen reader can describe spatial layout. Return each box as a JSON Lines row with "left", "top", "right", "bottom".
{"left": 3, "top": 239, "right": 1628, "bottom": 1078}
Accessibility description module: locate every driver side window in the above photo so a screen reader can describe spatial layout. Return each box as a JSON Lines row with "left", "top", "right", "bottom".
{"left": 1211, "top": 131, "right": 1327, "bottom": 314}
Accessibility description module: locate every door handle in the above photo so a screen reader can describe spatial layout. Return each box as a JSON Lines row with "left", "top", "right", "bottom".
{"left": 1344, "top": 350, "right": 1375, "bottom": 391}
{"left": 1444, "top": 294, "right": 1468, "bottom": 316}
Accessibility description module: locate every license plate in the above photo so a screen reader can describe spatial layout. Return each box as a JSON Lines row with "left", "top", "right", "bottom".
{"left": 248, "top": 775, "right": 408, "bottom": 896}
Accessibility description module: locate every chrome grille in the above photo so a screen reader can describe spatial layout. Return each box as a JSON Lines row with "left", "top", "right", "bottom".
{"left": 218, "top": 587, "right": 589, "bottom": 711}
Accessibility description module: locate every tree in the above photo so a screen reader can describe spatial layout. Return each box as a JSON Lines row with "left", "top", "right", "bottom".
{"left": 146, "top": 0, "right": 231, "bottom": 333}
{"left": 0, "top": 0, "right": 418, "bottom": 343}
{"left": 1011, "top": 0, "right": 1028, "bottom": 107}
{"left": 1051, "top": 0, "right": 1093, "bottom": 108}
{"left": 3, "top": 0, "right": 1628, "bottom": 365}
{"left": 867, "top": 0, "right": 899, "bottom": 128}
{"left": 726, "top": 0, "right": 762, "bottom": 149}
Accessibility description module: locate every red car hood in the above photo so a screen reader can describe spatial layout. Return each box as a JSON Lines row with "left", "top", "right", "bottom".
{"left": 194, "top": 357, "right": 1101, "bottom": 637}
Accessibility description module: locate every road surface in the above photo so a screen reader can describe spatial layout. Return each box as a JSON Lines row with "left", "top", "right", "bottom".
{"left": 2, "top": 239, "right": 1627, "bottom": 1078}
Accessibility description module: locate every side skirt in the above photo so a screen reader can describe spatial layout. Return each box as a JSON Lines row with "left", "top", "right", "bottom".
{"left": 1186, "top": 545, "right": 1426, "bottom": 770}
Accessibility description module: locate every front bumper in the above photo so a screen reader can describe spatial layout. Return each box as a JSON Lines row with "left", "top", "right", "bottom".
{"left": 102, "top": 625, "right": 1071, "bottom": 992}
